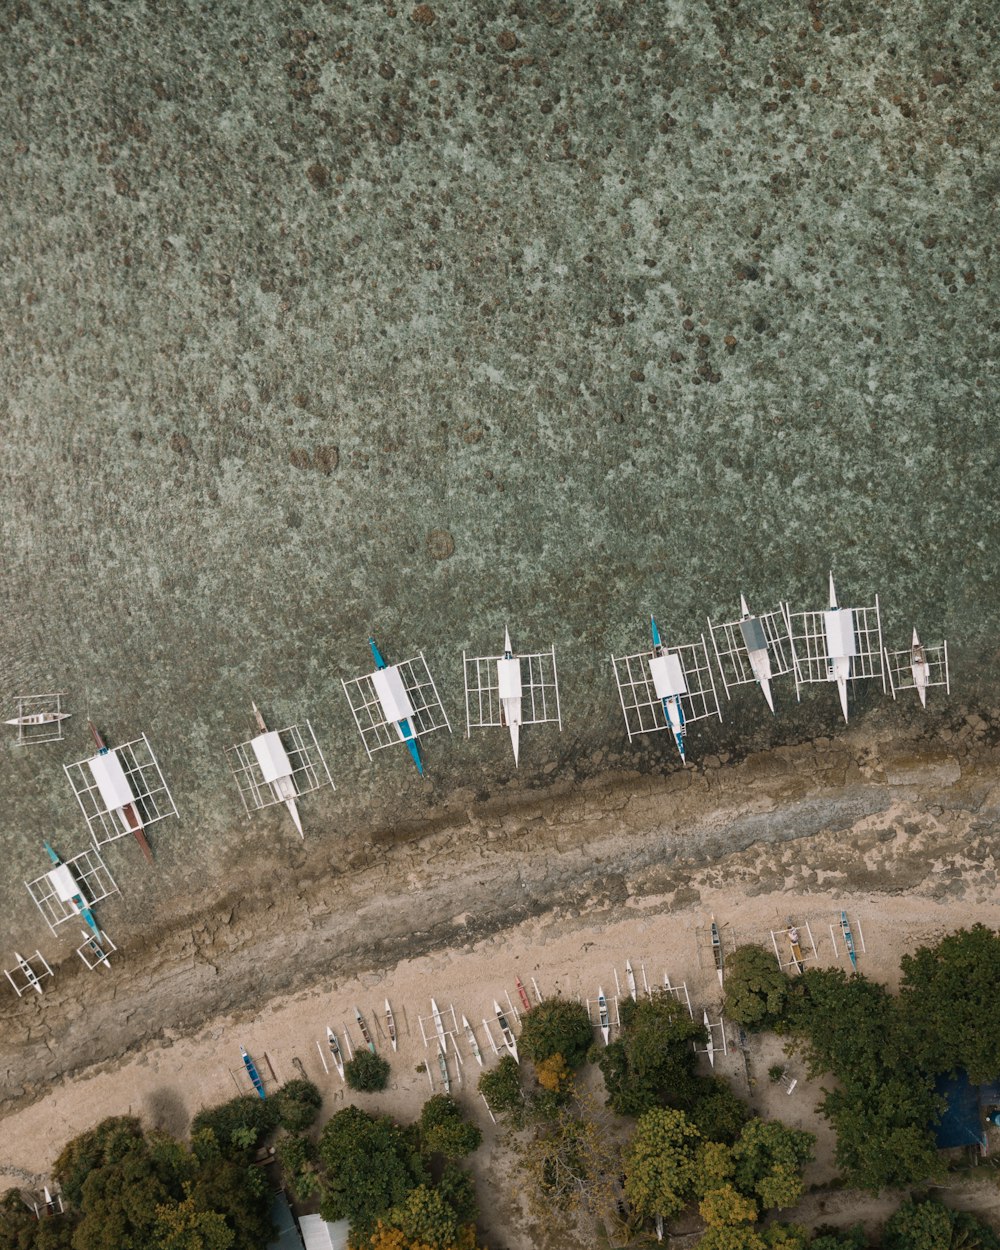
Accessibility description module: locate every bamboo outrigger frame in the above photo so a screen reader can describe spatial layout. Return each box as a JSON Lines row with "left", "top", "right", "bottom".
{"left": 227, "top": 713, "right": 334, "bottom": 836}
{"left": 708, "top": 598, "right": 793, "bottom": 713}
{"left": 5, "top": 693, "right": 69, "bottom": 745}
{"left": 25, "top": 847, "right": 120, "bottom": 936}
{"left": 342, "top": 648, "right": 451, "bottom": 766}
{"left": 463, "top": 629, "right": 562, "bottom": 765}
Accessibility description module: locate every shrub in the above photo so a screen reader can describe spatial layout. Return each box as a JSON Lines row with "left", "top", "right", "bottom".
{"left": 345, "top": 1049, "right": 391, "bottom": 1092}
{"left": 478, "top": 1056, "right": 523, "bottom": 1116}
{"left": 189, "top": 1096, "right": 278, "bottom": 1155}
{"left": 273, "top": 1078, "right": 323, "bottom": 1131}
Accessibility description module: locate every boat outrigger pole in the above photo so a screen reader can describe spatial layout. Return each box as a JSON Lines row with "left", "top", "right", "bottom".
{"left": 369, "top": 637, "right": 424, "bottom": 774}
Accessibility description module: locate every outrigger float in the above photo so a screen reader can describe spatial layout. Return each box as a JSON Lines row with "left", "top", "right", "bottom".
{"left": 612, "top": 616, "right": 721, "bottom": 763}
{"left": 884, "top": 629, "right": 950, "bottom": 707}
{"left": 64, "top": 722, "right": 179, "bottom": 862}
{"left": 787, "top": 573, "right": 885, "bottom": 723}
{"left": 342, "top": 637, "right": 451, "bottom": 774}
{"left": 463, "top": 627, "right": 562, "bottom": 765}
{"left": 227, "top": 703, "right": 334, "bottom": 838}
{"left": 708, "top": 596, "right": 793, "bottom": 714}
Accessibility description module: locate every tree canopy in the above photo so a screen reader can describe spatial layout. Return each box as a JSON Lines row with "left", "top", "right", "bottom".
{"left": 898, "top": 924, "right": 1000, "bottom": 1083}
{"left": 730, "top": 1118, "right": 814, "bottom": 1212}
{"left": 598, "top": 990, "right": 706, "bottom": 1115}
{"left": 344, "top": 1049, "right": 391, "bottom": 1093}
{"left": 723, "top": 945, "right": 790, "bottom": 1031}
{"left": 517, "top": 998, "right": 593, "bottom": 1069}
{"left": 623, "top": 1106, "right": 701, "bottom": 1223}
{"left": 318, "top": 1106, "right": 425, "bottom": 1240}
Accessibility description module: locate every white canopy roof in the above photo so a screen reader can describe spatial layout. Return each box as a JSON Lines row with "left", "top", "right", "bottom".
{"left": 300, "top": 1216, "right": 349, "bottom": 1250}
{"left": 649, "top": 652, "right": 688, "bottom": 699}
{"left": 497, "top": 656, "right": 523, "bottom": 699}
{"left": 251, "top": 730, "right": 294, "bottom": 784}
{"left": 371, "top": 664, "right": 415, "bottom": 722}
{"left": 87, "top": 750, "right": 135, "bottom": 810}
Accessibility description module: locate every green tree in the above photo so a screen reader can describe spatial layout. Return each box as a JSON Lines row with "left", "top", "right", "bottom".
{"left": 723, "top": 945, "right": 790, "bottom": 1030}
{"left": 418, "top": 1096, "right": 482, "bottom": 1160}
{"left": 881, "top": 1198, "right": 953, "bottom": 1250}
{"left": 384, "top": 1185, "right": 459, "bottom": 1250}
{"left": 731, "top": 1119, "right": 814, "bottom": 1212}
{"left": 821, "top": 1078, "right": 944, "bottom": 1193}
{"left": 763, "top": 1227, "right": 809, "bottom": 1250}
{"left": 690, "top": 1077, "right": 753, "bottom": 1145}
{"left": 182, "top": 1154, "right": 272, "bottom": 1250}
{"left": 318, "top": 1106, "right": 425, "bottom": 1243}
{"left": 53, "top": 1117, "right": 146, "bottom": 1209}
{"left": 808, "top": 1228, "right": 868, "bottom": 1250}
{"left": 599, "top": 991, "right": 706, "bottom": 1116}
{"left": 275, "top": 1133, "right": 322, "bottom": 1202}
{"left": 478, "top": 1056, "right": 522, "bottom": 1117}
{"left": 898, "top": 925, "right": 1000, "bottom": 1082}
{"left": 153, "top": 1193, "right": 235, "bottom": 1250}
{"left": 695, "top": 1231, "right": 767, "bottom": 1250}
{"left": 437, "top": 1165, "right": 477, "bottom": 1227}
{"left": 623, "top": 1106, "right": 701, "bottom": 1223}
{"left": 188, "top": 1097, "right": 278, "bottom": 1156}
{"left": 700, "top": 1184, "right": 758, "bottom": 1228}
{"left": 344, "top": 1050, "right": 391, "bottom": 1092}
{"left": 518, "top": 998, "right": 593, "bottom": 1068}
{"left": 693, "top": 1141, "right": 735, "bottom": 1199}
{"left": 272, "top": 1078, "right": 322, "bottom": 1132}
{"left": 785, "top": 969, "right": 900, "bottom": 1090}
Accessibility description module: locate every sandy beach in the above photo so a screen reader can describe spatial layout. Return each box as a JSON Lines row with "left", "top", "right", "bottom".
{"left": 1, "top": 708, "right": 998, "bottom": 1243}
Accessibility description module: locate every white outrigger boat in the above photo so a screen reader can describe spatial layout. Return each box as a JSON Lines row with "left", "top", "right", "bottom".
{"left": 703, "top": 1009, "right": 715, "bottom": 1068}
{"left": 385, "top": 999, "right": 398, "bottom": 1052}
{"left": 625, "top": 960, "right": 637, "bottom": 1002}
{"left": 6, "top": 694, "right": 70, "bottom": 745}
{"left": 711, "top": 915, "right": 724, "bottom": 987}
{"left": 462, "top": 1015, "right": 483, "bottom": 1066}
{"left": 494, "top": 999, "right": 518, "bottom": 1062}
{"left": 597, "top": 987, "right": 610, "bottom": 1046}
{"left": 251, "top": 703, "right": 303, "bottom": 835}
{"left": 437, "top": 1045, "right": 451, "bottom": 1093}
{"left": 708, "top": 595, "right": 793, "bottom": 714}
{"left": 5, "top": 710, "right": 70, "bottom": 728}
{"left": 787, "top": 574, "right": 885, "bottom": 724}
{"left": 431, "top": 998, "right": 448, "bottom": 1052}
{"left": 462, "top": 628, "right": 562, "bottom": 766}
{"left": 884, "top": 628, "right": 950, "bottom": 708}
{"left": 324, "top": 1027, "right": 345, "bottom": 1079}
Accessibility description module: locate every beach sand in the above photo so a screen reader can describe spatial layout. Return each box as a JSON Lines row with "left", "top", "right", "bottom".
{"left": 1, "top": 710, "right": 999, "bottom": 1245}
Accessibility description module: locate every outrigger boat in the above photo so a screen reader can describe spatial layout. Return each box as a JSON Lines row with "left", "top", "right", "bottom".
{"left": 711, "top": 915, "right": 724, "bottom": 986}
{"left": 825, "top": 575, "right": 853, "bottom": 723}
{"left": 355, "top": 1006, "right": 376, "bottom": 1054}
{"left": 841, "top": 910, "right": 857, "bottom": 970}
{"left": 369, "top": 638, "right": 423, "bottom": 774}
{"left": 5, "top": 710, "right": 70, "bottom": 728}
{"left": 499, "top": 628, "right": 523, "bottom": 765}
{"left": 241, "top": 1046, "right": 266, "bottom": 1099}
{"left": 80, "top": 928, "right": 112, "bottom": 969}
{"left": 431, "top": 998, "right": 448, "bottom": 1052}
{"left": 462, "top": 1015, "right": 483, "bottom": 1066}
{"left": 385, "top": 999, "right": 398, "bottom": 1052}
{"left": 908, "top": 631, "right": 931, "bottom": 707}
{"left": 597, "top": 987, "right": 610, "bottom": 1046}
{"left": 703, "top": 1009, "right": 715, "bottom": 1068}
{"left": 516, "top": 976, "right": 531, "bottom": 1012}
{"left": 650, "top": 616, "right": 687, "bottom": 761}
{"left": 495, "top": 999, "right": 518, "bottom": 1062}
{"left": 326, "top": 1027, "right": 345, "bottom": 1079}
{"left": 251, "top": 703, "right": 303, "bottom": 836}
{"left": 44, "top": 843, "right": 101, "bottom": 939}
{"left": 625, "top": 960, "right": 637, "bottom": 1002}
{"left": 786, "top": 921, "right": 804, "bottom": 974}
{"left": 437, "top": 1046, "right": 451, "bottom": 1093}
{"left": 88, "top": 722, "right": 153, "bottom": 863}
{"left": 738, "top": 595, "right": 777, "bottom": 713}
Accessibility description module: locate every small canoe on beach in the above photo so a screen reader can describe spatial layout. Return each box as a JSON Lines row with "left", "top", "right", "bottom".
{"left": 241, "top": 1046, "right": 266, "bottom": 1099}
{"left": 462, "top": 1015, "right": 483, "bottom": 1066}
{"left": 326, "top": 1028, "right": 345, "bottom": 1079}
{"left": 597, "top": 987, "right": 610, "bottom": 1046}
{"left": 355, "top": 1007, "right": 375, "bottom": 1054}
{"left": 494, "top": 1000, "right": 518, "bottom": 1062}
{"left": 385, "top": 999, "right": 397, "bottom": 1052}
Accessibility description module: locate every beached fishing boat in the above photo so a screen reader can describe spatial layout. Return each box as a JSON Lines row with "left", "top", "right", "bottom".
{"left": 355, "top": 1007, "right": 376, "bottom": 1054}
{"left": 385, "top": 999, "right": 398, "bottom": 1052}
{"left": 87, "top": 722, "right": 154, "bottom": 862}
{"left": 786, "top": 921, "right": 804, "bottom": 974}
{"left": 597, "top": 987, "right": 610, "bottom": 1046}
{"left": 495, "top": 1000, "right": 518, "bottom": 1062}
{"left": 840, "top": 911, "right": 857, "bottom": 970}
{"left": 431, "top": 998, "right": 448, "bottom": 1052}
{"left": 326, "top": 1027, "right": 345, "bottom": 1079}
{"left": 437, "top": 1045, "right": 451, "bottom": 1093}
{"left": 241, "top": 1046, "right": 266, "bottom": 1099}
{"left": 612, "top": 618, "right": 721, "bottom": 763}
{"left": 703, "top": 1009, "right": 715, "bottom": 1068}
{"left": 79, "top": 928, "right": 112, "bottom": 970}
{"left": 711, "top": 916, "right": 724, "bottom": 986}
{"left": 462, "top": 1015, "right": 483, "bottom": 1066}
{"left": 516, "top": 976, "right": 531, "bottom": 1012}
{"left": 625, "top": 960, "right": 637, "bottom": 1002}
